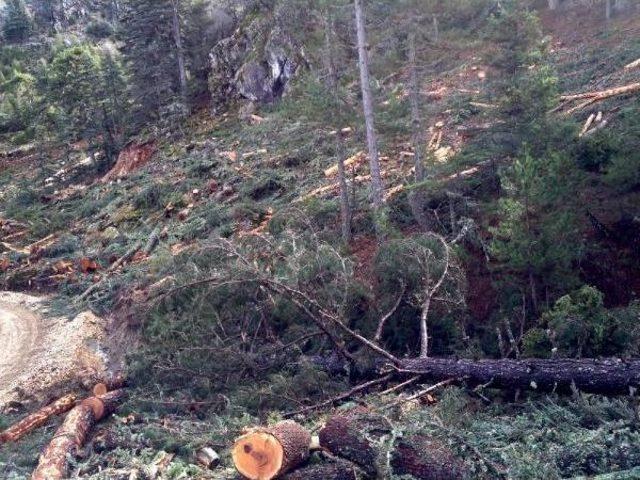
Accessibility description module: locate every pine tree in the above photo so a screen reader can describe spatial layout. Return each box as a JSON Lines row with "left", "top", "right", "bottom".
{"left": 2, "top": 0, "right": 32, "bottom": 43}
{"left": 119, "top": 0, "right": 185, "bottom": 126}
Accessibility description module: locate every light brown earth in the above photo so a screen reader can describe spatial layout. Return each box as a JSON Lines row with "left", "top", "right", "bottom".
{"left": 0, "top": 292, "right": 118, "bottom": 409}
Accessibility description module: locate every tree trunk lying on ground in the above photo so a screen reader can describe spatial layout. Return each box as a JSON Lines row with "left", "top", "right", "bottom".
{"left": 318, "top": 408, "right": 471, "bottom": 480}
{"left": 281, "top": 458, "right": 358, "bottom": 480}
{"left": 397, "top": 357, "right": 640, "bottom": 395}
{"left": 0, "top": 394, "right": 77, "bottom": 444}
{"left": 31, "top": 390, "right": 125, "bottom": 480}
{"left": 232, "top": 420, "right": 311, "bottom": 480}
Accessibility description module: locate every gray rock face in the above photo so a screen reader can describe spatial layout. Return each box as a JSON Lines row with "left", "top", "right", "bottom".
{"left": 209, "top": 15, "right": 304, "bottom": 109}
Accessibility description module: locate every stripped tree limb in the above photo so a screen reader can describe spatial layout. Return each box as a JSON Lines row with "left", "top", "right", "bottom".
{"left": 32, "top": 390, "right": 126, "bottom": 480}
{"left": 624, "top": 58, "right": 640, "bottom": 70}
{"left": 0, "top": 394, "right": 77, "bottom": 444}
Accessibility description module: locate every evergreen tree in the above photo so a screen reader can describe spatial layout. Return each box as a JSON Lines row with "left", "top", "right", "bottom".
{"left": 2, "top": 0, "right": 32, "bottom": 43}
{"left": 119, "top": 0, "right": 184, "bottom": 126}
{"left": 45, "top": 44, "right": 126, "bottom": 163}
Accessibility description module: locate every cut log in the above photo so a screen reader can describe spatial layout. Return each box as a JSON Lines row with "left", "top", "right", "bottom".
{"left": 232, "top": 420, "right": 311, "bottom": 480}
{"left": 195, "top": 447, "right": 220, "bottom": 469}
{"left": 318, "top": 408, "right": 391, "bottom": 477}
{"left": 282, "top": 458, "right": 358, "bottom": 480}
{"left": 560, "top": 83, "right": 640, "bottom": 101}
{"left": 319, "top": 409, "right": 470, "bottom": 479}
{"left": 0, "top": 394, "right": 77, "bottom": 444}
{"left": 391, "top": 435, "right": 470, "bottom": 480}
{"left": 397, "top": 357, "right": 640, "bottom": 395}
{"left": 31, "top": 390, "right": 125, "bottom": 480}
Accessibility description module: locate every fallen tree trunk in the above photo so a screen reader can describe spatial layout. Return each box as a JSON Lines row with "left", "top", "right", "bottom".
{"left": 31, "top": 390, "right": 125, "bottom": 480}
{"left": 397, "top": 357, "right": 640, "bottom": 395}
{"left": 232, "top": 420, "right": 311, "bottom": 480}
{"left": 319, "top": 409, "right": 471, "bottom": 480}
{"left": 282, "top": 458, "right": 358, "bottom": 480}
{"left": 0, "top": 394, "right": 77, "bottom": 444}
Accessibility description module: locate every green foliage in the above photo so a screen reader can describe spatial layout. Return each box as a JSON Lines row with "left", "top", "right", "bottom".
{"left": 574, "top": 131, "right": 621, "bottom": 172}
{"left": 2, "top": 0, "right": 32, "bottom": 43}
{"left": 542, "top": 286, "right": 640, "bottom": 358}
{"left": 490, "top": 151, "right": 583, "bottom": 308}
{"left": 85, "top": 19, "right": 115, "bottom": 39}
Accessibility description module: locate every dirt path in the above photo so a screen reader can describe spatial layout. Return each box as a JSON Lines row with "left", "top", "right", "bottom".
{"left": 0, "top": 300, "right": 41, "bottom": 394}
{"left": 0, "top": 292, "right": 120, "bottom": 408}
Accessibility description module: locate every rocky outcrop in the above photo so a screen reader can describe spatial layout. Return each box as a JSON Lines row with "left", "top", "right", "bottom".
{"left": 209, "top": 13, "right": 306, "bottom": 110}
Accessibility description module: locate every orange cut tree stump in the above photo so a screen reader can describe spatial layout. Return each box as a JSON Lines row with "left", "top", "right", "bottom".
{"left": 232, "top": 420, "right": 311, "bottom": 480}
{"left": 0, "top": 394, "right": 77, "bottom": 444}
{"left": 31, "top": 390, "right": 125, "bottom": 480}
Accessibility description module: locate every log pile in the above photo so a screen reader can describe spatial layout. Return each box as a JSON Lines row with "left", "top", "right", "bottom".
{"left": 32, "top": 389, "right": 126, "bottom": 480}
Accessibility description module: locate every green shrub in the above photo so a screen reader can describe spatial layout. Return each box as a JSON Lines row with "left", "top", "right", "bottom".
{"left": 85, "top": 19, "right": 115, "bottom": 39}
{"left": 573, "top": 132, "right": 620, "bottom": 172}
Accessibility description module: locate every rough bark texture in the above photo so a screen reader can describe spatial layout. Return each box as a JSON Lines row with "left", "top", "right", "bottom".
{"left": 354, "top": 0, "right": 384, "bottom": 212}
{"left": 318, "top": 408, "right": 391, "bottom": 477}
{"left": 399, "top": 357, "right": 640, "bottom": 394}
{"left": 268, "top": 420, "right": 312, "bottom": 474}
{"left": 0, "top": 394, "right": 77, "bottom": 444}
{"left": 391, "top": 435, "right": 470, "bottom": 480}
{"left": 31, "top": 390, "right": 125, "bottom": 480}
{"left": 282, "top": 458, "right": 358, "bottom": 480}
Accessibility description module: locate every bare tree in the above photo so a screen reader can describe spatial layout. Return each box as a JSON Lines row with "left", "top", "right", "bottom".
{"left": 354, "top": 0, "right": 385, "bottom": 231}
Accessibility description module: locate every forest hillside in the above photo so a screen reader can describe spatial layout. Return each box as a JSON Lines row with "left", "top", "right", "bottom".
{"left": 1, "top": 0, "right": 640, "bottom": 479}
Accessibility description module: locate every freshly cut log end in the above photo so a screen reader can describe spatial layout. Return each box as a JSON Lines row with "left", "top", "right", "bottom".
{"left": 391, "top": 436, "right": 470, "bottom": 480}
{"left": 232, "top": 420, "right": 311, "bottom": 480}
{"left": 31, "top": 390, "right": 126, "bottom": 480}
{"left": 93, "top": 383, "right": 108, "bottom": 396}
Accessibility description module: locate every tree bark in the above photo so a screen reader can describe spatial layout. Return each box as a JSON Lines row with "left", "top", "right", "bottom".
{"left": 0, "top": 394, "right": 77, "bottom": 444}
{"left": 282, "top": 459, "right": 358, "bottom": 480}
{"left": 171, "top": 0, "right": 188, "bottom": 112}
{"left": 324, "top": 11, "right": 352, "bottom": 244}
{"left": 232, "top": 420, "right": 311, "bottom": 480}
{"left": 354, "top": 0, "right": 385, "bottom": 220}
{"left": 31, "top": 390, "right": 125, "bottom": 480}
{"left": 319, "top": 409, "right": 470, "bottom": 479}
{"left": 548, "top": 0, "right": 559, "bottom": 10}
{"left": 398, "top": 357, "right": 640, "bottom": 395}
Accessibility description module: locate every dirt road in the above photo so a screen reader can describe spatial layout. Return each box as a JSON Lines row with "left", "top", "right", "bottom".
{"left": 0, "top": 300, "right": 41, "bottom": 396}
{"left": 0, "top": 292, "right": 118, "bottom": 408}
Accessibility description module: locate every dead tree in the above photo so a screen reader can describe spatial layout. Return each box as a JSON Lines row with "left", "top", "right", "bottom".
{"left": 170, "top": 0, "right": 188, "bottom": 112}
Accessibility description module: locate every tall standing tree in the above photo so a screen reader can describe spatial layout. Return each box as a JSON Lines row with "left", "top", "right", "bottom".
{"left": 119, "top": 0, "right": 183, "bottom": 126}
{"left": 323, "top": 6, "right": 352, "bottom": 244}
{"left": 354, "top": 0, "right": 385, "bottom": 235}
{"left": 2, "top": 0, "right": 32, "bottom": 43}
{"left": 170, "top": 0, "right": 189, "bottom": 112}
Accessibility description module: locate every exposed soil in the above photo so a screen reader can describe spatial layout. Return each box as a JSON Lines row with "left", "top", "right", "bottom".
{"left": 0, "top": 292, "right": 122, "bottom": 410}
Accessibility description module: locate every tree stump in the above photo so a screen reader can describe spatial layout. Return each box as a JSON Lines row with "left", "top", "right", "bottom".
{"left": 232, "top": 420, "right": 311, "bottom": 480}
